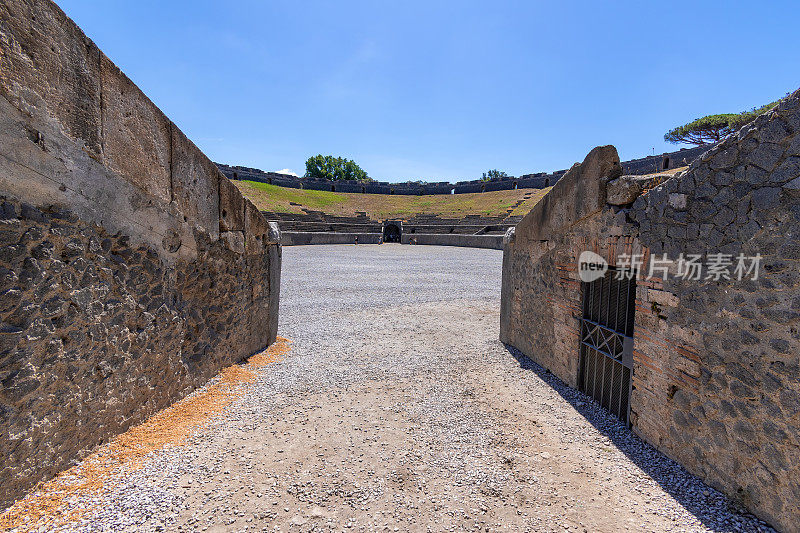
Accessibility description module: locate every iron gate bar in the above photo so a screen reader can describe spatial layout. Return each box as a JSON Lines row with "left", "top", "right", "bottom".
{"left": 578, "top": 267, "right": 636, "bottom": 425}
{"left": 579, "top": 318, "right": 633, "bottom": 366}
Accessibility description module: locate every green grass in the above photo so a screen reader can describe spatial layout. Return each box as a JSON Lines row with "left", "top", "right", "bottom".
{"left": 235, "top": 179, "right": 552, "bottom": 221}
{"left": 242, "top": 181, "right": 349, "bottom": 212}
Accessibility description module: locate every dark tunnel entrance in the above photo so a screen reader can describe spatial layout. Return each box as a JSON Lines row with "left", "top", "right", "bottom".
{"left": 383, "top": 223, "right": 401, "bottom": 243}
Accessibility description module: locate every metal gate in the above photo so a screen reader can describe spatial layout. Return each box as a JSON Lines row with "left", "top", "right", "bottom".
{"left": 578, "top": 268, "right": 636, "bottom": 425}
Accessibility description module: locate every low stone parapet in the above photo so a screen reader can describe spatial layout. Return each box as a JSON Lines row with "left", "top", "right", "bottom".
{"left": 281, "top": 232, "right": 382, "bottom": 246}
{"left": 401, "top": 234, "right": 504, "bottom": 249}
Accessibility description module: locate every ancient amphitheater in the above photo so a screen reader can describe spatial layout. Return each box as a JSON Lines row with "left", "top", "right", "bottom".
{"left": 0, "top": 1, "right": 798, "bottom": 532}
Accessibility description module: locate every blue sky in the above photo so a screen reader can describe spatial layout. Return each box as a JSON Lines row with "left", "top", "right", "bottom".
{"left": 58, "top": 0, "right": 799, "bottom": 182}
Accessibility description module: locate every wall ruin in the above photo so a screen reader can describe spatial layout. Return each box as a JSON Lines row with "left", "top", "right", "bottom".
{"left": 0, "top": 0, "right": 281, "bottom": 508}
{"left": 500, "top": 91, "right": 800, "bottom": 531}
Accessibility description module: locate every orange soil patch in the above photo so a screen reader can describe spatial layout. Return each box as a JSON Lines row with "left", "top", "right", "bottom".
{"left": 0, "top": 337, "right": 292, "bottom": 532}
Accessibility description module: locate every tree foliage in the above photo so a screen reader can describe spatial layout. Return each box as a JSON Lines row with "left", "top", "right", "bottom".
{"left": 664, "top": 101, "right": 780, "bottom": 146}
{"left": 481, "top": 169, "right": 508, "bottom": 181}
{"left": 304, "top": 155, "right": 372, "bottom": 182}
{"left": 728, "top": 102, "right": 780, "bottom": 130}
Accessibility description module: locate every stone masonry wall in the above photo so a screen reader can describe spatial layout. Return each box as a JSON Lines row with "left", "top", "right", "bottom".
{"left": 627, "top": 89, "right": 800, "bottom": 531}
{"left": 0, "top": 0, "right": 281, "bottom": 508}
{"left": 501, "top": 91, "right": 800, "bottom": 532}
{"left": 500, "top": 146, "right": 624, "bottom": 387}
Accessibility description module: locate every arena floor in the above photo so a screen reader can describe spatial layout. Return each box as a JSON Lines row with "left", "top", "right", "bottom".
{"left": 13, "top": 245, "right": 771, "bottom": 532}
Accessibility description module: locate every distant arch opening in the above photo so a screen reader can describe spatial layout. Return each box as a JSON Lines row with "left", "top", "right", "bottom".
{"left": 662, "top": 156, "right": 670, "bottom": 169}
{"left": 481, "top": 184, "right": 486, "bottom": 192}
{"left": 361, "top": 185, "right": 366, "bottom": 193}
{"left": 383, "top": 223, "right": 401, "bottom": 243}
{"left": 544, "top": 178, "right": 550, "bottom": 187}
{"left": 233, "top": 172, "right": 239, "bottom": 179}
{"left": 331, "top": 184, "right": 336, "bottom": 192}
{"left": 267, "top": 177, "right": 273, "bottom": 184}
{"left": 450, "top": 188, "right": 455, "bottom": 195}
{"left": 513, "top": 182, "right": 518, "bottom": 190}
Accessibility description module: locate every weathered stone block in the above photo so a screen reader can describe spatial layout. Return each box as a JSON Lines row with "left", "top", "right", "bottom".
{"left": 244, "top": 200, "right": 270, "bottom": 255}
{"left": 220, "top": 231, "right": 244, "bottom": 254}
{"left": 515, "top": 146, "right": 621, "bottom": 243}
{"left": 606, "top": 176, "right": 643, "bottom": 205}
{"left": 757, "top": 118, "right": 792, "bottom": 144}
{"left": 648, "top": 289, "right": 679, "bottom": 307}
{"left": 267, "top": 243, "right": 281, "bottom": 344}
{"left": 711, "top": 171, "right": 734, "bottom": 187}
{"left": 668, "top": 193, "right": 687, "bottom": 210}
{"left": 713, "top": 206, "right": 735, "bottom": 226}
{"left": 170, "top": 126, "right": 220, "bottom": 240}
{"left": 266, "top": 221, "right": 281, "bottom": 245}
{"left": 771, "top": 157, "right": 800, "bottom": 184}
{"left": 710, "top": 147, "right": 738, "bottom": 170}
{"left": 785, "top": 176, "right": 800, "bottom": 190}
{"left": 100, "top": 53, "right": 171, "bottom": 202}
{"left": 751, "top": 188, "right": 781, "bottom": 210}
{"left": 715, "top": 187, "right": 737, "bottom": 207}
{"left": 695, "top": 181, "right": 717, "bottom": 199}
{"left": 787, "top": 134, "right": 800, "bottom": 157}
{"left": 745, "top": 142, "right": 784, "bottom": 172}
{"left": 0, "top": 0, "right": 102, "bottom": 155}
{"left": 219, "top": 177, "right": 246, "bottom": 232}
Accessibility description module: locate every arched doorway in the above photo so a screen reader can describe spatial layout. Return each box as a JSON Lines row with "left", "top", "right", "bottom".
{"left": 383, "top": 223, "right": 401, "bottom": 243}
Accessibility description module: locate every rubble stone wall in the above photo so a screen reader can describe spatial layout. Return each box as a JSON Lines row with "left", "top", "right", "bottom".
{"left": 501, "top": 91, "right": 800, "bottom": 531}
{"left": 0, "top": 0, "right": 281, "bottom": 508}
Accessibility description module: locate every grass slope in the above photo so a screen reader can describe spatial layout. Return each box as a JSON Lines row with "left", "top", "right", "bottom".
{"left": 235, "top": 180, "right": 551, "bottom": 220}
{"left": 233, "top": 167, "right": 687, "bottom": 221}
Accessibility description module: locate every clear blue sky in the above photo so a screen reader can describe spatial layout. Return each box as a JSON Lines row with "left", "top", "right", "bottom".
{"left": 58, "top": 0, "right": 799, "bottom": 182}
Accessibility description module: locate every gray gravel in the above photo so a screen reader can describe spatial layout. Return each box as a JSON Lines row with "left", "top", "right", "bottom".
{"left": 29, "top": 244, "right": 772, "bottom": 532}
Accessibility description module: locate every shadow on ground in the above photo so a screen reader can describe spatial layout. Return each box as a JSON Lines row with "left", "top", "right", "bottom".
{"left": 502, "top": 344, "right": 774, "bottom": 533}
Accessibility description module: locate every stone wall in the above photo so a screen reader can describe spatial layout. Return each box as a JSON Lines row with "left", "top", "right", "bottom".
{"left": 401, "top": 233, "right": 504, "bottom": 250}
{"left": 0, "top": 0, "right": 281, "bottom": 508}
{"left": 281, "top": 232, "right": 381, "bottom": 246}
{"left": 500, "top": 91, "right": 800, "bottom": 532}
{"left": 216, "top": 145, "right": 702, "bottom": 196}
{"left": 621, "top": 145, "right": 708, "bottom": 175}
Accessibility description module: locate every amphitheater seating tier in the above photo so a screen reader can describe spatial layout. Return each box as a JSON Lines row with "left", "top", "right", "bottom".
{"left": 262, "top": 208, "right": 519, "bottom": 238}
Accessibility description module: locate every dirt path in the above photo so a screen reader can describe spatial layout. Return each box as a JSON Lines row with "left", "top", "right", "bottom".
{"left": 9, "top": 245, "right": 770, "bottom": 532}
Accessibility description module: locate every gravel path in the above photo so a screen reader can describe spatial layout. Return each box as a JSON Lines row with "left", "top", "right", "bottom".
{"left": 37, "top": 244, "right": 772, "bottom": 531}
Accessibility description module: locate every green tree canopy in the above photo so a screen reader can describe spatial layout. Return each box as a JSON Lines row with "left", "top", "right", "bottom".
{"left": 481, "top": 169, "right": 509, "bottom": 181}
{"left": 304, "top": 155, "right": 372, "bottom": 182}
{"left": 664, "top": 101, "right": 780, "bottom": 146}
